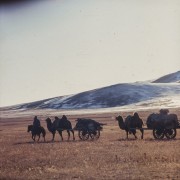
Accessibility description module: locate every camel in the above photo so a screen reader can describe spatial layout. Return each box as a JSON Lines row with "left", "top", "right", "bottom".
{"left": 116, "top": 112, "right": 144, "bottom": 139}
{"left": 45, "top": 115, "right": 75, "bottom": 141}
{"left": 27, "top": 125, "right": 46, "bottom": 142}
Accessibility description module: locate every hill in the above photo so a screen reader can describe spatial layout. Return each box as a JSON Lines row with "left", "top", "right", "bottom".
{"left": 1, "top": 71, "right": 180, "bottom": 111}
{"left": 16, "top": 83, "right": 180, "bottom": 109}
{"left": 152, "top": 71, "right": 180, "bottom": 83}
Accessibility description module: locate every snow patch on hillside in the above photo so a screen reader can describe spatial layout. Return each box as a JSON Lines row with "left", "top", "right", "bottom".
{"left": 1, "top": 82, "right": 180, "bottom": 111}
{"left": 1, "top": 94, "right": 180, "bottom": 119}
{"left": 1, "top": 71, "right": 180, "bottom": 116}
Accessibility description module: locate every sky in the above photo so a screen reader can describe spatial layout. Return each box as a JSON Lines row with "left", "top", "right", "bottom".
{"left": 0, "top": 0, "right": 180, "bottom": 107}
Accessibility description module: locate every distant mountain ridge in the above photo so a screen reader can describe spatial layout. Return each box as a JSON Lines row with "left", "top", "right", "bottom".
{"left": 152, "top": 71, "right": 180, "bottom": 83}
{"left": 1, "top": 71, "right": 180, "bottom": 110}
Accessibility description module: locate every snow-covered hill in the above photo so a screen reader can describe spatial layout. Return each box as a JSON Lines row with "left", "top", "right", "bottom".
{"left": 1, "top": 71, "right": 180, "bottom": 111}
{"left": 6, "top": 83, "right": 180, "bottom": 110}
{"left": 152, "top": 71, "right": 180, "bottom": 83}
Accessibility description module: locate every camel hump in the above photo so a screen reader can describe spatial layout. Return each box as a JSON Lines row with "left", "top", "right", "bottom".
{"left": 61, "top": 115, "right": 67, "bottom": 120}
{"left": 133, "top": 112, "right": 140, "bottom": 119}
{"left": 125, "top": 115, "right": 133, "bottom": 122}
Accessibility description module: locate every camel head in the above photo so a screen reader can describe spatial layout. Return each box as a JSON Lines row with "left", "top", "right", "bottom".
{"left": 45, "top": 117, "right": 52, "bottom": 123}
{"left": 116, "top": 115, "right": 123, "bottom": 122}
{"left": 116, "top": 115, "right": 126, "bottom": 130}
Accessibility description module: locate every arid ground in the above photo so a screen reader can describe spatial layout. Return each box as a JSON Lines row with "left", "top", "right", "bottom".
{"left": 0, "top": 108, "right": 180, "bottom": 179}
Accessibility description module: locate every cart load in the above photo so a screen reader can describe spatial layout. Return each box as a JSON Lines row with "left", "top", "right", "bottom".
{"left": 74, "top": 118, "right": 106, "bottom": 140}
{"left": 146, "top": 109, "right": 180, "bottom": 139}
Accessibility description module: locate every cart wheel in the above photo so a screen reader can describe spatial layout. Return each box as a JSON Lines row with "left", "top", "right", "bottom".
{"left": 78, "top": 130, "right": 89, "bottom": 140}
{"left": 164, "top": 128, "right": 176, "bottom": 139}
{"left": 89, "top": 130, "right": 100, "bottom": 140}
{"left": 153, "top": 129, "right": 164, "bottom": 139}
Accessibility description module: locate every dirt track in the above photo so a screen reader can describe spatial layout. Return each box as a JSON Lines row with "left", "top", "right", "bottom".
{"left": 0, "top": 108, "right": 180, "bottom": 179}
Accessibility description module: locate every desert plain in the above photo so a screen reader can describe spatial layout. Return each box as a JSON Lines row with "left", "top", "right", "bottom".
{"left": 0, "top": 108, "right": 180, "bottom": 180}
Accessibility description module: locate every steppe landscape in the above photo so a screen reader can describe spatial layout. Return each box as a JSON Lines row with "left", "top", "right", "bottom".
{"left": 0, "top": 108, "right": 180, "bottom": 180}
{"left": 1, "top": 0, "right": 180, "bottom": 179}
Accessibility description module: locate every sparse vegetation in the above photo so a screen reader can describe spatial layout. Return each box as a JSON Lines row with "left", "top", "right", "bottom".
{"left": 0, "top": 109, "right": 180, "bottom": 179}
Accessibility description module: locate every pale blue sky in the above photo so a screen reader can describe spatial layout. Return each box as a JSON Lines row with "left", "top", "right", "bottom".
{"left": 0, "top": 0, "right": 180, "bottom": 106}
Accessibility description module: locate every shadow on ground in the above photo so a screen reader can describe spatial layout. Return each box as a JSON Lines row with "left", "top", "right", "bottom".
{"left": 13, "top": 139, "right": 100, "bottom": 145}
{"left": 117, "top": 138, "right": 180, "bottom": 142}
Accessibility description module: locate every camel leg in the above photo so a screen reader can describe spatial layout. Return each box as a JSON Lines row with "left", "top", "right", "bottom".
{"left": 32, "top": 134, "right": 35, "bottom": 141}
{"left": 131, "top": 129, "right": 137, "bottom": 139}
{"left": 140, "top": 129, "right": 144, "bottom": 139}
{"left": 126, "top": 130, "right": 128, "bottom": 139}
{"left": 67, "top": 130, "right": 70, "bottom": 141}
{"left": 37, "top": 135, "right": 40, "bottom": 142}
{"left": 71, "top": 130, "right": 75, "bottom": 140}
{"left": 58, "top": 131, "right": 63, "bottom": 141}
{"left": 32, "top": 133, "right": 36, "bottom": 141}
{"left": 43, "top": 133, "right": 46, "bottom": 142}
{"left": 132, "top": 132, "right": 137, "bottom": 139}
{"left": 52, "top": 132, "right": 55, "bottom": 142}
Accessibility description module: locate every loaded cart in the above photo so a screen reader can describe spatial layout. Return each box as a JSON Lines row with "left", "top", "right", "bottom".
{"left": 74, "top": 118, "right": 106, "bottom": 140}
{"left": 146, "top": 110, "right": 180, "bottom": 139}
{"left": 151, "top": 123, "right": 180, "bottom": 140}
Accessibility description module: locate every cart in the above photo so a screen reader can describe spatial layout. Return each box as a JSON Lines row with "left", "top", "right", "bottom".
{"left": 146, "top": 113, "right": 180, "bottom": 140}
{"left": 74, "top": 118, "right": 106, "bottom": 140}
{"left": 135, "top": 122, "right": 180, "bottom": 140}
{"left": 152, "top": 127, "right": 179, "bottom": 139}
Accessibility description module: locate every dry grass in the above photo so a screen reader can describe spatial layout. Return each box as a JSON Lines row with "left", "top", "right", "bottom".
{"left": 0, "top": 108, "right": 180, "bottom": 179}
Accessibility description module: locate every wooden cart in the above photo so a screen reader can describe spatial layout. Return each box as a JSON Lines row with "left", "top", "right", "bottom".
{"left": 133, "top": 125, "right": 180, "bottom": 140}
{"left": 74, "top": 118, "right": 106, "bottom": 141}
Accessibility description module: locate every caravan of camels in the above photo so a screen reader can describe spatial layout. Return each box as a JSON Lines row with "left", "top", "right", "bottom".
{"left": 28, "top": 109, "right": 180, "bottom": 142}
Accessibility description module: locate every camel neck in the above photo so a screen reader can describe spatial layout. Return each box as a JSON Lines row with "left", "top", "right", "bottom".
{"left": 46, "top": 121, "right": 53, "bottom": 130}
{"left": 118, "top": 120, "right": 125, "bottom": 130}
